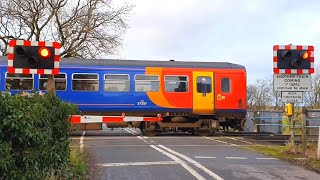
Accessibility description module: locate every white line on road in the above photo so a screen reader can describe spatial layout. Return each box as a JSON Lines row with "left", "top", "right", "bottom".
{"left": 158, "top": 145, "right": 224, "bottom": 180}
{"left": 204, "top": 137, "right": 238, "bottom": 146}
{"left": 226, "top": 137, "right": 253, "bottom": 144}
{"left": 225, "top": 157, "right": 248, "bottom": 160}
{"left": 125, "top": 128, "right": 149, "bottom": 144}
{"left": 256, "top": 157, "right": 278, "bottom": 160}
{"left": 195, "top": 156, "right": 217, "bottom": 159}
{"left": 125, "top": 128, "right": 139, "bottom": 135}
{"left": 97, "top": 161, "right": 178, "bottom": 167}
{"left": 79, "top": 131, "right": 86, "bottom": 152}
{"left": 149, "top": 145, "right": 206, "bottom": 180}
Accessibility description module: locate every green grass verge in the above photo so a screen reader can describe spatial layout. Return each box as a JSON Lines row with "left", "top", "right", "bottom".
{"left": 45, "top": 147, "right": 87, "bottom": 180}
{"left": 242, "top": 145, "right": 320, "bottom": 173}
{"left": 69, "top": 147, "right": 87, "bottom": 179}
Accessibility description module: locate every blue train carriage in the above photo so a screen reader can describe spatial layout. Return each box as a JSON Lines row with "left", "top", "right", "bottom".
{"left": 0, "top": 57, "right": 247, "bottom": 136}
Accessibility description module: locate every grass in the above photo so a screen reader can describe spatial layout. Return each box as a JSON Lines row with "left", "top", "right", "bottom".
{"left": 242, "top": 144, "right": 320, "bottom": 173}
{"left": 46, "top": 147, "right": 87, "bottom": 180}
{"left": 69, "top": 147, "right": 87, "bottom": 179}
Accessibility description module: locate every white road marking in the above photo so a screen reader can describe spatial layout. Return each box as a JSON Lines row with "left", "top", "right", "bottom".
{"left": 256, "top": 157, "right": 278, "bottom": 160}
{"left": 195, "top": 156, "right": 217, "bottom": 159}
{"left": 225, "top": 157, "right": 248, "bottom": 160}
{"left": 125, "top": 128, "right": 149, "bottom": 143}
{"left": 149, "top": 145, "right": 206, "bottom": 180}
{"left": 97, "top": 161, "right": 178, "bottom": 167}
{"left": 79, "top": 131, "right": 86, "bottom": 152}
{"left": 158, "top": 145, "right": 224, "bottom": 180}
{"left": 204, "top": 137, "right": 238, "bottom": 146}
{"left": 130, "top": 128, "right": 141, "bottom": 135}
{"left": 125, "top": 128, "right": 140, "bottom": 135}
{"left": 71, "top": 137, "right": 141, "bottom": 140}
{"left": 137, "top": 136, "right": 149, "bottom": 144}
{"left": 226, "top": 137, "right": 253, "bottom": 144}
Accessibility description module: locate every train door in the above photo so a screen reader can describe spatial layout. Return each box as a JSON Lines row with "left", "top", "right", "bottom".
{"left": 192, "top": 71, "right": 214, "bottom": 114}
{"left": 215, "top": 71, "right": 246, "bottom": 110}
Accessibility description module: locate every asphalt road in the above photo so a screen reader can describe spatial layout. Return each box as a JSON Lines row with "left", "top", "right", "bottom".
{"left": 70, "top": 128, "right": 320, "bottom": 180}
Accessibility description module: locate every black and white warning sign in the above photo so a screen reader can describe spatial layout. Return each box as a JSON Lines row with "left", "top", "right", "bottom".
{"left": 273, "top": 74, "right": 311, "bottom": 92}
{"left": 281, "top": 92, "right": 303, "bottom": 103}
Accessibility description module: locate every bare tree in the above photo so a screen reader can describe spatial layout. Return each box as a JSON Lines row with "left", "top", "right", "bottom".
{"left": 304, "top": 64, "right": 320, "bottom": 108}
{"left": 0, "top": 0, "right": 133, "bottom": 58}
{"left": 247, "top": 76, "right": 274, "bottom": 110}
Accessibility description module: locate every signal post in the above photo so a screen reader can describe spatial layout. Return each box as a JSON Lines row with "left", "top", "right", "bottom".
{"left": 273, "top": 45, "right": 314, "bottom": 146}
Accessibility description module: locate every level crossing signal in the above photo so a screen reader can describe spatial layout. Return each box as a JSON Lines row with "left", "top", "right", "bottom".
{"left": 7, "top": 40, "right": 61, "bottom": 75}
{"left": 273, "top": 45, "right": 314, "bottom": 74}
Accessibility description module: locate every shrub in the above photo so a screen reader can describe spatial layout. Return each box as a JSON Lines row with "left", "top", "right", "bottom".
{"left": 0, "top": 92, "right": 78, "bottom": 179}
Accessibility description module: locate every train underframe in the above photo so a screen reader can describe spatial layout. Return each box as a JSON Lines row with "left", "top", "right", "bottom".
{"left": 138, "top": 115, "right": 245, "bottom": 136}
{"left": 79, "top": 111, "right": 246, "bottom": 136}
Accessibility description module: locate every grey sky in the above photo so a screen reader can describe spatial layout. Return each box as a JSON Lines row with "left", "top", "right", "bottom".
{"left": 114, "top": 0, "right": 320, "bottom": 83}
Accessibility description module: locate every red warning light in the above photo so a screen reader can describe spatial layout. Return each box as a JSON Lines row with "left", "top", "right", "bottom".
{"left": 39, "top": 47, "right": 51, "bottom": 58}
{"left": 301, "top": 51, "right": 310, "bottom": 60}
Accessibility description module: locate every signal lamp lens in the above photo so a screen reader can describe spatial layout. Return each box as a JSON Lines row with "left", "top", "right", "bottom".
{"left": 16, "top": 46, "right": 26, "bottom": 56}
{"left": 39, "top": 47, "right": 50, "bottom": 58}
{"left": 301, "top": 51, "right": 310, "bottom": 60}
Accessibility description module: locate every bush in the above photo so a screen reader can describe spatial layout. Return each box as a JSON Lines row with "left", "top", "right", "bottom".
{"left": 0, "top": 92, "right": 78, "bottom": 179}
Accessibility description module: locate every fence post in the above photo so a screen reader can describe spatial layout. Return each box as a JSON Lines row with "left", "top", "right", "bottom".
{"left": 301, "top": 108, "right": 307, "bottom": 153}
{"left": 290, "top": 103, "right": 295, "bottom": 147}
{"left": 317, "top": 125, "right": 320, "bottom": 159}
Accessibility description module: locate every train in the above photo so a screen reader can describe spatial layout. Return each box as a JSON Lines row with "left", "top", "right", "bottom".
{"left": 0, "top": 56, "right": 247, "bottom": 136}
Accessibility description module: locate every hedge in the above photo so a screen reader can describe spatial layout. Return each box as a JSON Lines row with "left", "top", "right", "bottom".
{"left": 0, "top": 92, "right": 78, "bottom": 179}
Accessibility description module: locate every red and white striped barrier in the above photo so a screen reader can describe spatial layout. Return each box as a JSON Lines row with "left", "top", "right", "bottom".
{"left": 70, "top": 113, "right": 162, "bottom": 124}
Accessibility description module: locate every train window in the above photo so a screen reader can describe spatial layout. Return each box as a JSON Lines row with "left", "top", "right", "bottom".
{"left": 196, "top": 76, "right": 212, "bottom": 93}
{"left": 104, "top": 74, "right": 130, "bottom": 92}
{"left": 165, "top": 76, "right": 188, "bottom": 92}
{"left": 5, "top": 73, "right": 33, "bottom": 90}
{"left": 72, "top": 73, "right": 99, "bottom": 91}
{"left": 135, "top": 75, "right": 159, "bottom": 92}
{"left": 39, "top": 74, "right": 67, "bottom": 91}
{"left": 221, "top": 78, "right": 231, "bottom": 93}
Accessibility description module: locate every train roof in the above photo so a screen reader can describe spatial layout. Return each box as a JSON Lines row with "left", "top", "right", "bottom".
{"left": 0, "top": 56, "right": 245, "bottom": 69}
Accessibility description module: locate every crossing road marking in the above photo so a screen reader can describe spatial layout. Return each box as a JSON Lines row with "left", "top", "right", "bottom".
{"left": 226, "top": 157, "right": 248, "bottom": 160}
{"left": 150, "top": 145, "right": 207, "bottom": 180}
{"left": 204, "top": 136, "right": 238, "bottom": 146}
{"left": 79, "top": 131, "right": 85, "bottom": 152}
{"left": 195, "top": 156, "right": 217, "bottom": 159}
{"left": 97, "top": 161, "right": 178, "bottom": 167}
{"left": 256, "top": 157, "right": 278, "bottom": 160}
{"left": 225, "top": 137, "right": 253, "bottom": 144}
{"left": 159, "top": 145, "right": 224, "bottom": 180}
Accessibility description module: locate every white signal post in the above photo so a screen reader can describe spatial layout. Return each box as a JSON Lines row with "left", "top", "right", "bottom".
{"left": 273, "top": 44, "right": 314, "bottom": 148}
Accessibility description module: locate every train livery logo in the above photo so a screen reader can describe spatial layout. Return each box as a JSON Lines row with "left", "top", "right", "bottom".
{"left": 137, "top": 100, "right": 147, "bottom": 106}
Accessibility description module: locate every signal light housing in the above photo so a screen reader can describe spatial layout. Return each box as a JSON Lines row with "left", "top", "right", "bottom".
{"left": 273, "top": 45, "right": 314, "bottom": 74}
{"left": 7, "top": 40, "right": 60, "bottom": 75}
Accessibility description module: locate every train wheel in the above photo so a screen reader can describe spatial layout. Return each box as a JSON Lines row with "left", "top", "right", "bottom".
{"left": 195, "top": 119, "right": 213, "bottom": 136}
{"left": 140, "top": 122, "right": 159, "bottom": 136}
{"left": 197, "top": 130, "right": 213, "bottom": 136}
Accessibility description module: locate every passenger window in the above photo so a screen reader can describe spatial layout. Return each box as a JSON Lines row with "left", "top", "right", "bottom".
{"left": 221, "top": 78, "right": 231, "bottom": 93}
{"left": 165, "top": 76, "right": 188, "bottom": 92}
{"left": 135, "top": 75, "right": 159, "bottom": 92}
{"left": 39, "top": 74, "right": 67, "bottom": 91}
{"left": 104, "top": 74, "right": 130, "bottom": 92}
{"left": 5, "top": 73, "right": 33, "bottom": 90}
{"left": 196, "top": 76, "right": 211, "bottom": 93}
{"left": 72, "top": 73, "right": 99, "bottom": 91}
